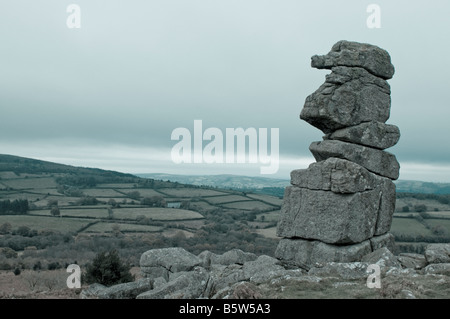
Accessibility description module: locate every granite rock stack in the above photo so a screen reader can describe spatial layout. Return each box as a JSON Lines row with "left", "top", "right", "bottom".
{"left": 275, "top": 40, "right": 400, "bottom": 270}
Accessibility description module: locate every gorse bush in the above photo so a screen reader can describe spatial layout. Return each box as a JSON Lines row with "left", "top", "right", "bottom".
{"left": 82, "top": 249, "right": 134, "bottom": 286}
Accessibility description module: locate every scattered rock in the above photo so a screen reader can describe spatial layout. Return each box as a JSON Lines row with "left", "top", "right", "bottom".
{"left": 423, "top": 263, "right": 450, "bottom": 276}
{"left": 308, "top": 262, "right": 370, "bottom": 280}
{"left": 80, "top": 283, "right": 107, "bottom": 299}
{"left": 275, "top": 238, "right": 372, "bottom": 270}
{"left": 97, "top": 278, "right": 153, "bottom": 299}
{"left": 201, "top": 249, "right": 258, "bottom": 267}
{"left": 242, "top": 255, "right": 286, "bottom": 284}
{"left": 370, "top": 233, "right": 396, "bottom": 253}
{"left": 361, "top": 247, "right": 401, "bottom": 268}
{"left": 137, "top": 267, "right": 209, "bottom": 299}
{"left": 140, "top": 247, "right": 201, "bottom": 280}
{"left": 398, "top": 253, "right": 427, "bottom": 270}
{"left": 212, "top": 282, "right": 263, "bottom": 299}
{"left": 400, "top": 290, "right": 416, "bottom": 299}
{"left": 204, "top": 264, "right": 246, "bottom": 298}
{"left": 424, "top": 243, "right": 450, "bottom": 264}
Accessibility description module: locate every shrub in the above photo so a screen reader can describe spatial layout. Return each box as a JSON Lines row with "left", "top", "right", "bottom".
{"left": 47, "top": 261, "right": 62, "bottom": 270}
{"left": 50, "top": 206, "right": 60, "bottom": 217}
{"left": 414, "top": 204, "right": 427, "bottom": 213}
{"left": 82, "top": 250, "right": 134, "bottom": 286}
{"left": 13, "top": 268, "right": 21, "bottom": 276}
{"left": 1, "top": 247, "right": 18, "bottom": 258}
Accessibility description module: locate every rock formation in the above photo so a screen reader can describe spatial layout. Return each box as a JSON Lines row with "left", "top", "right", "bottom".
{"left": 80, "top": 245, "right": 450, "bottom": 299}
{"left": 275, "top": 40, "right": 400, "bottom": 270}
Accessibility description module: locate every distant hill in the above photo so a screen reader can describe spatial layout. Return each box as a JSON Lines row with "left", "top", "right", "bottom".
{"left": 394, "top": 180, "right": 450, "bottom": 194}
{"left": 138, "top": 173, "right": 290, "bottom": 190}
{"left": 140, "top": 172, "right": 450, "bottom": 195}
{"left": 0, "top": 154, "right": 136, "bottom": 180}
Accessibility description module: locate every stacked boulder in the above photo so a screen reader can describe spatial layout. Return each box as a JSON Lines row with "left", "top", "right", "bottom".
{"left": 275, "top": 40, "right": 401, "bottom": 270}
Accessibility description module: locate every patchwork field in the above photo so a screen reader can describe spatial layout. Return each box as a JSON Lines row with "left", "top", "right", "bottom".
{"left": 0, "top": 154, "right": 449, "bottom": 259}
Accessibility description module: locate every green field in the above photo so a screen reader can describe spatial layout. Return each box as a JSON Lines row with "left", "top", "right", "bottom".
{"left": 391, "top": 217, "right": 434, "bottom": 237}
{"left": 79, "top": 188, "right": 124, "bottom": 197}
{"left": 259, "top": 210, "right": 281, "bottom": 222}
{"left": 247, "top": 194, "right": 283, "bottom": 206}
{"left": 31, "top": 208, "right": 108, "bottom": 219}
{"left": 222, "top": 201, "right": 277, "bottom": 211}
{"left": 1, "top": 177, "right": 57, "bottom": 189}
{"left": 0, "top": 215, "right": 93, "bottom": 233}
{"left": 110, "top": 207, "right": 204, "bottom": 221}
{"left": 127, "top": 188, "right": 166, "bottom": 198}
{"left": 81, "top": 222, "right": 161, "bottom": 233}
{"left": 426, "top": 218, "right": 450, "bottom": 230}
{"left": 157, "top": 188, "right": 229, "bottom": 198}
{"left": 204, "top": 195, "right": 252, "bottom": 205}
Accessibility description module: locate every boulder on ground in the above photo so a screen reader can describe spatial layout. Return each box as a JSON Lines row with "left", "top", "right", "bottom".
{"left": 275, "top": 238, "right": 372, "bottom": 270}
{"left": 361, "top": 247, "right": 401, "bottom": 268}
{"left": 398, "top": 253, "right": 427, "bottom": 270}
{"left": 97, "top": 278, "right": 153, "bottom": 299}
{"left": 424, "top": 243, "right": 450, "bottom": 264}
{"left": 137, "top": 267, "right": 209, "bottom": 299}
{"left": 140, "top": 247, "right": 201, "bottom": 281}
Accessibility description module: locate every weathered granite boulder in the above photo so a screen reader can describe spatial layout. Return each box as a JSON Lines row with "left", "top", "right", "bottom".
{"left": 198, "top": 249, "right": 258, "bottom": 268}
{"left": 137, "top": 267, "right": 209, "bottom": 299}
{"left": 290, "top": 157, "right": 384, "bottom": 194}
{"left": 308, "top": 262, "right": 370, "bottom": 280}
{"left": 212, "top": 281, "right": 263, "bottom": 299}
{"left": 140, "top": 247, "right": 201, "bottom": 281}
{"left": 370, "top": 233, "right": 396, "bottom": 252}
{"left": 423, "top": 263, "right": 450, "bottom": 276}
{"left": 97, "top": 278, "right": 153, "bottom": 299}
{"left": 398, "top": 253, "right": 427, "bottom": 270}
{"left": 310, "top": 40, "right": 395, "bottom": 79}
{"left": 300, "top": 66, "right": 391, "bottom": 133}
{"left": 309, "top": 140, "right": 400, "bottom": 180}
{"left": 275, "top": 238, "right": 372, "bottom": 270}
{"left": 80, "top": 283, "right": 107, "bottom": 299}
{"left": 242, "top": 255, "right": 287, "bottom": 284}
{"left": 277, "top": 186, "right": 381, "bottom": 244}
{"left": 424, "top": 243, "right": 450, "bottom": 264}
{"left": 361, "top": 247, "right": 401, "bottom": 268}
{"left": 326, "top": 121, "right": 400, "bottom": 150}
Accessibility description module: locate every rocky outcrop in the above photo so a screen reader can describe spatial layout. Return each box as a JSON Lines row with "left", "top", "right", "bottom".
{"left": 80, "top": 246, "right": 450, "bottom": 299}
{"left": 424, "top": 243, "right": 450, "bottom": 264}
{"left": 275, "top": 40, "right": 400, "bottom": 270}
{"left": 140, "top": 247, "right": 201, "bottom": 281}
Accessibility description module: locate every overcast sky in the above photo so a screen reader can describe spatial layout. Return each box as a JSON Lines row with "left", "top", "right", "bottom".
{"left": 1, "top": 0, "right": 449, "bottom": 182}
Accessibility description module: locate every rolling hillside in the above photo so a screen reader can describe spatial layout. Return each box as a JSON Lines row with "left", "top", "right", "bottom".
{"left": 0, "top": 153, "right": 449, "bottom": 269}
